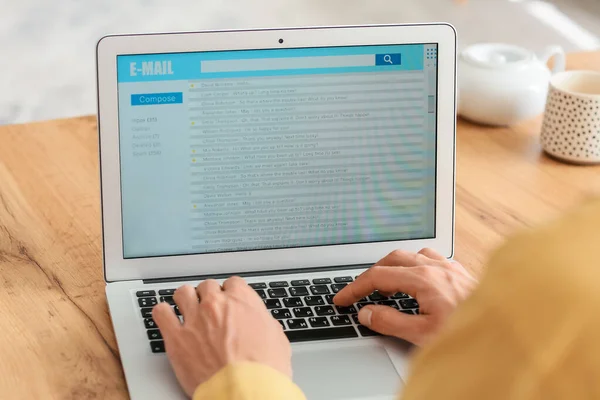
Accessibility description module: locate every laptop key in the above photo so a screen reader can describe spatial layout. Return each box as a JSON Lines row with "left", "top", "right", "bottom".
{"left": 283, "top": 297, "right": 303, "bottom": 307}
{"left": 336, "top": 305, "right": 357, "bottom": 314}
{"left": 278, "top": 320, "right": 286, "bottom": 330}
{"left": 304, "top": 296, "right": 324, "bottom": 306}
{"left": 308, "top": 317, "right": 330, "bottom": 328}
{"left": 310, "top": 285, "right": 330, "bottom": 295}
{"left": 369, "top": 291, "right": 388, "bottom": 301}
{"left": 263, "top": 299, "right": 282, "bottom": 309}
{"left": 378, "top": 300, "right": 400, "bottom": 310}
{"left": 315, "top": 306, "right": 335, "bottom": 316}
{"left": 271, "top": 309, "right": 292, "bottom": 320}
{"left": 312, "top": 278, "right": 332, "bottom": 284}
{"left": 149, "top": 340, "right": 165, "bottom": 353}
{"left": 392, "top": 292, "right": 410, "bottom": 299}
{"left": 285, "top": 326, "right": 358, "bottom": 342}
{"left": 144, "top": 318, "right": 157, "bottom": 329}
{"left": 136, "top": 290, "right": 156, "bottom": 297}
{"left": 138, "top": 297, "right": 157, "bottom": 307}
{"left": 268, "top": 288, "right": 288, "bottom": 298}
{"left": 147, "top": 329, "right": 162, "bottom": 340}
{"left": 289, "top": 286, "right": 309, "bottom": 297}
{"left": 331, "top": 315, "right": 352, "bottom": 326}
{"left": 351, "top": 314, "right": 360, "bottom": 324}
{"left": 141, "top": 308, "right": 154, "bottom": 318}
{"left": 399, "top": 299, "right": 419, "bottom": 309}
{"left": 356, "top": 302, "right": 375, "bottom": 310}
{"left": 269, "top": 281, "right": 289, "bottom": 288}
{"left": 249, "top": 283, "right": 267, "bottom": 289}
{"left": 255, "top": 289, "right": 267, "bottom": 299}
{"left": 292, "top": 307, "right": 314, "bottom": 318}
{"left": 330, "top": 283, "right": 347, "bottom": 293}
{"left": 158, "top": 289, "right": 176, "bottom": 296}
{"left": 287, "top": 318, "right": 309, "bottom": 330}
{"left": 291, "top": 279, "right": 310, "bottom": 286}
{"left": 325, "top": 294, "right": 335, "bottom": 304}
{"left": 358, "top": 326, "right": 381, "bottom": 337}
{"left": 334, "top": 276, "right": 353, "bottom": 283}
{"left": 160, "top": 296, "right": 176, "bottom": 305}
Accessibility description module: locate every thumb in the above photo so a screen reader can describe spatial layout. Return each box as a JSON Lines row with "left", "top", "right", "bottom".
{"left": 358, "top": 305, "right": 426, "bottom": 345}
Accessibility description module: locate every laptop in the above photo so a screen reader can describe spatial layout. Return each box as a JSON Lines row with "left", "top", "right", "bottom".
{"left": 97, "top": 24, "right": 456, "bottom": 400}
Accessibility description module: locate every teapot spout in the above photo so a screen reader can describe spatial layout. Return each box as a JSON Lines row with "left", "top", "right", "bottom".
{"left": 539, "top": 45, "right": 566, "bottom": 74}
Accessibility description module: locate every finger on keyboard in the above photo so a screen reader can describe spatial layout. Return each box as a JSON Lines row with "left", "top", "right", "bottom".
{"left": 333, "top": 266, "right": 420, "bottom": 306}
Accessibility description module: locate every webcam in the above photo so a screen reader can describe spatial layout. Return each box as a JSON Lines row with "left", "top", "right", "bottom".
{"left": 278, "top": 38, "right": 284, "bottom": 44}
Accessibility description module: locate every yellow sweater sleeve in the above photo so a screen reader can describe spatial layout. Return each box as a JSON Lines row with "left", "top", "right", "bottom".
{"left": 192, "top": 362, "right": 307, "bottom": 400}
{"left": 401, "top": 199, "right": 600, "bottom": 400}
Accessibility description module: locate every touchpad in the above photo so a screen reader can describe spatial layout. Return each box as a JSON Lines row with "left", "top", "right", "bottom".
{"left": 292, "top": 342, "right": 401, "bottom": 400}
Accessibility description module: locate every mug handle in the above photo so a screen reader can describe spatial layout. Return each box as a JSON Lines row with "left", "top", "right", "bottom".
{"left": 539, "top": 45, "right": 566, "bottom": 74}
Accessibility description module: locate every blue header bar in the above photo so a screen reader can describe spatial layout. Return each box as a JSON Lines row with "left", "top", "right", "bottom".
{"left": 117, "top": 44, "right": 424, "bottom": 83}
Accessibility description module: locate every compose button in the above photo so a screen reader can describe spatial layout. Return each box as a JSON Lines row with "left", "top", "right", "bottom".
{"left": 131, "top": 92, "right": 183, "bottom": 106}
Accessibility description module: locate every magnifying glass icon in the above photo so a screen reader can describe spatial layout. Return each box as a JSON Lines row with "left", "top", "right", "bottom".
{"left": 383, "top": 54, "right": 393, "bottom": 64}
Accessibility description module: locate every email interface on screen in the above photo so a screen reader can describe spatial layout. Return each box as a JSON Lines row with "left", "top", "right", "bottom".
{"left": 116, "top": 44, "right": 439, "bottom": 258}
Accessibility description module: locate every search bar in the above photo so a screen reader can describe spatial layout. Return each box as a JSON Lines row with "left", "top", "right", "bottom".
{"left": 201, "top": 54, "right": 401, "bottom": 73}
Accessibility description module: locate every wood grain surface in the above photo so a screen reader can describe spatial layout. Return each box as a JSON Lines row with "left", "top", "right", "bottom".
{"left": 0, "top": 52, "right": 599, "bottom": 399}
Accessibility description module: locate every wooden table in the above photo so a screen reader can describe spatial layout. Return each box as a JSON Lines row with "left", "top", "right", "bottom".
{"left": 1, "top": 52, "right": 599, "bottom": 399}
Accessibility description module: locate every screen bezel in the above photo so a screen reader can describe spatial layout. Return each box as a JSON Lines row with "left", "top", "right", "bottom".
{"left": 97, "top": 24, "right": 456, "bottom": 283}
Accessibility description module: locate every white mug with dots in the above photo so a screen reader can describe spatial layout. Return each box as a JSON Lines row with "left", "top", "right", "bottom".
{"left": 541, "top": 70, "right": 600, "bottom": 164}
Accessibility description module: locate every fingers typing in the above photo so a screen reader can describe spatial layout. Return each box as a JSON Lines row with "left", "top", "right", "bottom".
{"left": 196, "top": 279, "right": 222, "bottom": 301}
{"left": 173, "top": 284, "right": 199, "bottom": 319}
{"left": 333, "top": 266, "right": 421, "bottom": 306}
{"left": 417, "top": 247, "right": 447, "bottom": 261}
{"left": 152, "top": 302, "right": 181, "bottom": 340}
{"left": 222, "top": 276, "right": 248, "bottom": 292}
{"left": 358, "top": 305, "right": 427, "bottom": 344}
{"left": 374, "top": 248, "right": 449, "bottom": 268}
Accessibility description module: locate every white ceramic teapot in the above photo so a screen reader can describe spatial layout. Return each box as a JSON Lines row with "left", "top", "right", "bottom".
{"left": 458, "top": 43, "right": 565, "bottom": 126}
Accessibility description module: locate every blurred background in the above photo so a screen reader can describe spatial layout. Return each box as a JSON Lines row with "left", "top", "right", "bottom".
{"left": 1, "top": 0, "right": 599, "bottom": 125}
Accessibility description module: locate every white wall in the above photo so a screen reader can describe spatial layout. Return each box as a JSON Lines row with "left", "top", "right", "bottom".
{"left": 1, "top": 0, "right": 598, "bottom": 124}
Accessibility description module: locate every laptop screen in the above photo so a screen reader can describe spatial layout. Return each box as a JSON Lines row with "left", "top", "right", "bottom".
{"left": 116, "top": 44, "right": 438, "bottom": 259}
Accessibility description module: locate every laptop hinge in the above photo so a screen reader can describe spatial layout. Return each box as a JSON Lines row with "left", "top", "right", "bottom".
{"left": 142, "top": 263, "right": 371, "bottom": 284}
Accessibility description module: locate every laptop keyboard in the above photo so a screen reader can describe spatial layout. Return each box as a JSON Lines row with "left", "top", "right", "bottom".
{"left": 136, "top": 276, "right": 419, "bottom": 353}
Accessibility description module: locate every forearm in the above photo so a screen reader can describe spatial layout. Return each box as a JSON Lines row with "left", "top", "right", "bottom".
{"left": 193, "top": 362, "right": 307, "bottom": 400}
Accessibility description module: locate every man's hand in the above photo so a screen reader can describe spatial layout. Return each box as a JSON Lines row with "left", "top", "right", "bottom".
{"left": 334, "top": 248, "right": 477, "bottom": 346}
{"left": 152, "top": 277, "right": 292, "bottom": 397}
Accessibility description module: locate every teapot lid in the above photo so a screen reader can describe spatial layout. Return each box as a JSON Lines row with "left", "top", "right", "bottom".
{"left": 461, "top": 43, "right": 533, "bottom": 69}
